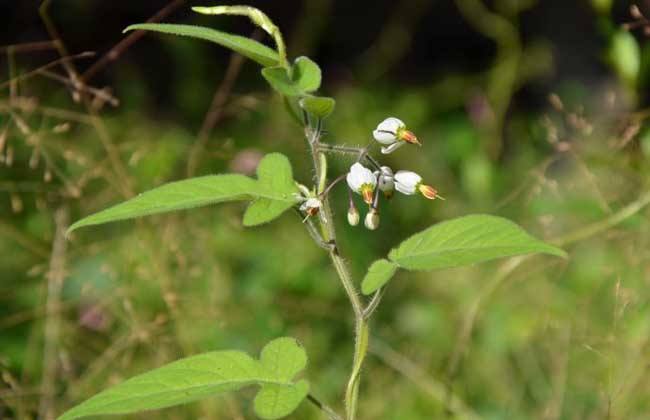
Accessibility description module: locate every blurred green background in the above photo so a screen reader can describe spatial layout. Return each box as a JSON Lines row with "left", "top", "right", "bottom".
{"left": 3, "top": 0, "right": 650, "bottom": 418}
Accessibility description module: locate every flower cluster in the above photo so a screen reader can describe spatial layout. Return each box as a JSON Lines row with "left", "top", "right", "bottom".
{"left": 299, "top": 117, "right": 442, "bottom": 230}
{"left": 346, "top": 117, "right": 442, "bottom": 230}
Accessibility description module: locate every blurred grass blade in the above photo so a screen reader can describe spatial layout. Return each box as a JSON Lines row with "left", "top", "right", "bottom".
{"left": 124, "top": 23, "right": 279, "bottom": 67}
{"left": 58, "top": 337, "right": 309, "bottom": 420}
{"left": 361, "top": 259, "right": 399, "bottom": 295}
{"left": 389, "top": 214, "right": 567, "bottom": 271}
{"left": 68, "top": 153, "right": 299, "bottom": 234}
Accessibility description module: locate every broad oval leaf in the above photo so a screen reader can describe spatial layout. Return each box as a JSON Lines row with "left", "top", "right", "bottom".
{"left": 300, "top": 96, "right": 335, "bottom": 119}
{"left": 68, "top": 153, "right": 299, "bottom": 234}
{"left": 244, "top": 153, "right": 299, "bottom": 226}
{"left": 124, "top": 23, "right": 279, "bottom": 67}
{"left": 261, "top": 66, "right": 303, "bottom": 96}
{"left": 58, "top": 337, "right": 309, "bottom": 420}
{"left": 361, "top": 259, "right": 399, "bottom": 295}
{"left": 388, "top": 214, "right": 566, "bottom": 271}
{"left": 292, "top": 56, "right": 321, "bottom": 92}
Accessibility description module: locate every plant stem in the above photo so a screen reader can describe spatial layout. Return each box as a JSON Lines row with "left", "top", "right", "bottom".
{"left": 305, "top": 125, "right": 370, "bottom": 420}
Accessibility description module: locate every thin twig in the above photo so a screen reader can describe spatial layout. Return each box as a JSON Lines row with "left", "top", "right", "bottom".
{"left": 0, "top": 40, "right": 58, "bottom": 54}
{"left": 0, "top": 52, "right": 96, "bottom": 91}
{"left": 307, "top": 394, "right": 343, "bottom": 420}
{"left": 81, "top": 0, "right": 187, "bottom": 83}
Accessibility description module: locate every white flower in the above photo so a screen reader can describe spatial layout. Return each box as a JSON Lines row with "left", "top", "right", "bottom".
{"left": 346, "top": 163, "right": 376, "bottom": 204}
{"left": 374, "top": 166, "right": 395, "bottom": 197}
{"left": 394, "top": 170, "right": 441, "bottom": 200}
{"left": 300, "top": 197, "right": 322, "bottom": 216}
{"left": 372, "top": 117, "right": 421, "bottom": 154}
{"left": 373, "top": 117, "right": 404, "bottom": 144}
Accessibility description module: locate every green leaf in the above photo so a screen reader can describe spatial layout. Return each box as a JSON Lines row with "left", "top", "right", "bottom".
{"left": 68, "top": 153, "right": 299, "bottom": 234}
{"left": 292, "top": 56, "right": 321, "bottom": 92}
{"left": 243, "top": 153, "right": 299, "bottom": 226}
{"left": 254, "top": 337, "right": 309, "bottom": 419}
{"left": 261, "top": 66, "right": 303, "bottom": 96}
{"left": 124, "top": 23, "right": 279, "bottom": 67}
{"left": 68, "top": 174, "right": 256, "bottom": 233}
{"left": 361, "top": 259, "right": 399, "bottom": 295}
{"left": 300, "top": 96, "right": 335, "bottom": 118}
{"left": 261, "top": 57, "right": 322, "bottom": 97}
{"left": 58, "top": 337, "right": 309, "bottom": 420}
{"left": 388, "top": 214, "right": 567, "bottom": 271}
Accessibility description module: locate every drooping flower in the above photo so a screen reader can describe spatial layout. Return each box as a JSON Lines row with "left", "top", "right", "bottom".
{"left": 346, "top": 162, "right": 376, "bottom": 204}
{"left": 394, "top": 170, "right": 442, "bottom": 200}
{"left": 372, "top": 117, "right": 421, "bottom": 154}
{"left": 374, "top": 166, "right": 395, "bottom": 198}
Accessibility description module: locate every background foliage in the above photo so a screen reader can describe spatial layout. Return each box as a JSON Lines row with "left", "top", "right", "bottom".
{"left": 2, "top": 0, "right": 650, "bottom": 418}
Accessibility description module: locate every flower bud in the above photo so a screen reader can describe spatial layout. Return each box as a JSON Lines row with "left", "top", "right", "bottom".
{"left": 347, "top": 205, "right": 360, "bottom": 226}
{"left": 364, "top": 208, "right": 380, "bottom": 230}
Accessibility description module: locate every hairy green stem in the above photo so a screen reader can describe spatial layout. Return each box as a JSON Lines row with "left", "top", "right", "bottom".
{"left": 305, "top": 125, "right": 370, "bottom": 420}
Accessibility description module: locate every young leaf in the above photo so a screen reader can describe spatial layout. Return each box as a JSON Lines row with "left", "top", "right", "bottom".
{"left": 192, "top": 5, "right": 287, "bottom": 67}
{"left": 388, "top": 214, "right": 566, "bottom": 271}
{"left": 292, "top": 56, "right": 321, "bottom": 92}
{"left": 68, "top": 153, "right": 299, "bottom": 234}
{"left": 262, "top": 66, "right": 304, "bottom": 97}
{"left": 124, "top": 23, "right": 279, "bottom": 67}
{"left": 361, "top": 259, "right": 399, "bottom": 295}
{"left": 58, "top": 337, "right": 309, "bottom": 420}
{"left": 300, "top": 96, "right": 335, "bottom": 119}
{"left": 244, "top": 153, "right": 299, "bottom": 226}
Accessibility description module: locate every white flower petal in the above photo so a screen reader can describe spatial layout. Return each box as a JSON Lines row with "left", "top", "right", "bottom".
{"left": 347, "top": 163, "right": 376, "bottom": 193}
{"left": 373, "top": 117, "right": 405, "bottom": 144}
{"left": 394, "top": 170, "right": 422, "bottom": 195}
{"left": 373, "top": 130, "right": 397, "bottom": 144}
{"left": 374, "top": 166, "right": 394, "bottom": 193}
{"left": 380, "top": 142, "right": 405, "bottom": 154}
{"left": 377, "top": 117, "right": 404, "bottom": 133}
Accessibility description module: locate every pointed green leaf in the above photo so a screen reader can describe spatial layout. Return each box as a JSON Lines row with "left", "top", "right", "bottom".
{"left": 261, "top": 66, "right": 303, "bottom": 96}
{"left": 68, "top": 153, "right": 299, "bottom": 234}
{"left": 388, "top": 214, "right": 567, "bottom": 271}
{"left": 300, "top": 96, "right": 335, "bottom": 119}
{"left": 68, "top": 174, "right": 256, "bottom": 233}
{"left": 292, "top": 56, "right": 321, "bottom": 92}
{"left": 361, "top": 259, "right": 399, "bottom": 295}
{"left": 124, "top": 23, "right": 279, "bottom": 67}
{"left": 58, "top": 337, "right": 309, "bottom": 420}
